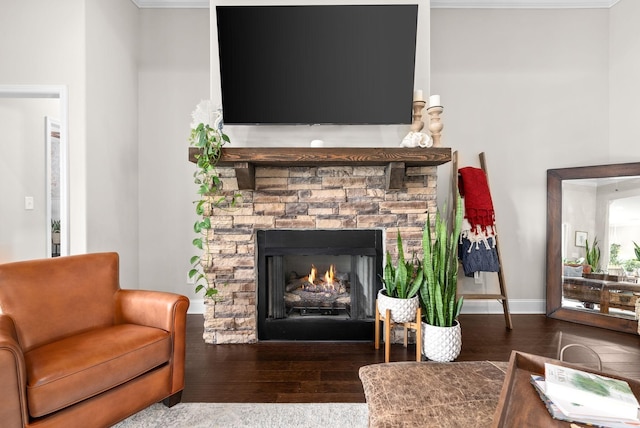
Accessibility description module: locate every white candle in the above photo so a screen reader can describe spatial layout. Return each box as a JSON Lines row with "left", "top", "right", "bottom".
{"left": 413, "top": 89, "right": 424, "bottom": 102}
{"left": 429, "top": 95, "right": 441, "bottom": 107}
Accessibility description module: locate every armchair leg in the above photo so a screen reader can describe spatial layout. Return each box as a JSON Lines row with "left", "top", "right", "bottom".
{"left": 162, "top": 391, "right": 183, "bottom": 408}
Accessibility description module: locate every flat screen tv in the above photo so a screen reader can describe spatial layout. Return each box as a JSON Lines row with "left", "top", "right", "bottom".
{"left": 216, "top": 5, "right": 418, "bottom": 125}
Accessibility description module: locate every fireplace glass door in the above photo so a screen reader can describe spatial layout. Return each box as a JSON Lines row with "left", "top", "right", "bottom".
{"left": 257, "top": 229, "right": 383, "bottom": 340}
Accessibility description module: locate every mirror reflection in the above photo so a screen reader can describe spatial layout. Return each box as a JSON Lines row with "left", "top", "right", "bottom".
{"left": 561, "top": 176, "right": 640, "bottom": 320}
{"left": 547, "top": 162, "right": 640, "bottom": 333}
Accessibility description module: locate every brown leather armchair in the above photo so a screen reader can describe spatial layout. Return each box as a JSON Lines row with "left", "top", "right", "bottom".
{"left": 0, "top": 252, "right": 190, "bottom": 428}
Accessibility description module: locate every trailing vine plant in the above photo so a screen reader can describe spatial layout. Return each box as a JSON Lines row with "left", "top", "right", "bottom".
{"left": 188, "top": 100, "right": 240, "bottom": 298}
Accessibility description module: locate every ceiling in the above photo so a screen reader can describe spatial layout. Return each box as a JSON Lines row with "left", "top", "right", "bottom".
{"left": 131, "top": 0, "right": 621, "bottom": 9}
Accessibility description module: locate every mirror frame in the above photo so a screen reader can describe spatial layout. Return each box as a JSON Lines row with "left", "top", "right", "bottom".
{"left": 547, "top": 161, "right": 640, "bottom": 334}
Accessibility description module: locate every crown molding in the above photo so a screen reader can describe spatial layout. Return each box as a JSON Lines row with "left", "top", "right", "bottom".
{"left": 130, "top": 0, "right": 208, "bottom": 8}
{"left": 430, "top": 0, "right": 620, "bottom": 8}
{"left": 130, "top": 0, "right": 621, "bottom": 8}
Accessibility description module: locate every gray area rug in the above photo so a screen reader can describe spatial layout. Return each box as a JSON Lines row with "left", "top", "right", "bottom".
{"left": 113, "top": 402, "right": 369, "bottom": 428}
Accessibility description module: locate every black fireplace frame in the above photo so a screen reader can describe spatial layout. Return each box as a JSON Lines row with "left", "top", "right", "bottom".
{"left": 256, "top": 229, "right": 383, "bottom": 341}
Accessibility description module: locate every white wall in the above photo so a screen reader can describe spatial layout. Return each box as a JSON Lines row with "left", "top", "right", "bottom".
{"left": 609, "top": 0, "right": 640, "bottom": 161}
{"left": 0, "top": 99, "right": 59, "bottom": 262}
{"left": 431, "top": 8, "right": 610, "bottom": 312}
{"left": 562, "top": 182, "right": 597, "bottom": 262}
{"left": 3, "top": 2, "right": 639, "bottom": 314}
{"left": 0, "top": 0, "right": 140, "bottom": 288}
{"left": 137, "top": 9, "right": 211, "bottom": 299}
{"left": 91, "top": 3, "right": 640, "bottom": 310}
{"left": 0, "top": 0, "right": 88, "bottom": 258}
{"left": 85, "top": 0, "right": 140, "bottom": 288}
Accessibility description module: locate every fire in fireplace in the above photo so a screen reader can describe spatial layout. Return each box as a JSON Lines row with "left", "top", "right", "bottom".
{"left": 257, "top": 229, "right": 383, "bottom": 340}
{"left": 285, "top": 263, "right": 350, "bottom": 316}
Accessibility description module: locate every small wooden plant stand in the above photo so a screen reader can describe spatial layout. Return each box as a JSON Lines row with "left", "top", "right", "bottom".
{"left": 374, "top": 300, "right": 422, "bottom": 363}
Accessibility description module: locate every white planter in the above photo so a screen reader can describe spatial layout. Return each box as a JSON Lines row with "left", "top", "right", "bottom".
{"left": 422, "top": 320, "right": 462, "bottom": 362}
{"left": 377, "top": 289, "right": 419, "bottom": 323}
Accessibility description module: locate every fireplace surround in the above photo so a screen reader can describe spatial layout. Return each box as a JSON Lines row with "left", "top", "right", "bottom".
{"left": 195, "top": 147, "right": 450, "bottom": 344}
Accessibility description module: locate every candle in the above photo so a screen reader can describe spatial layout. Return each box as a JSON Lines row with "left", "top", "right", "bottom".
{"left": 429, "top": 95, "right": 441, "bottom": 107}
{"left": 413, "top": 89, "right": 424, "bottom": 102}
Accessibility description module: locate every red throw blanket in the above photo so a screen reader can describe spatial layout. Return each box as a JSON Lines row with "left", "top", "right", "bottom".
{"left": 458, "top": 166, "right": 495, "bottom": 234}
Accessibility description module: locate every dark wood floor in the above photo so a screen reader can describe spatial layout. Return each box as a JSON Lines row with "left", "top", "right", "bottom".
{"left": 182, "top": 314, "right": 640, "bottom": 403}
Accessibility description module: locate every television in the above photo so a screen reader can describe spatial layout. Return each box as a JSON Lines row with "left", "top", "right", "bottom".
{"left": 216, "top": 5, "right": 418, "bottom": 125}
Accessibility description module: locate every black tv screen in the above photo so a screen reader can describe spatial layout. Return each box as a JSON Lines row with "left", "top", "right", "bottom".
{"left": 216, "top": 5, "right": 418, "bottom": 125}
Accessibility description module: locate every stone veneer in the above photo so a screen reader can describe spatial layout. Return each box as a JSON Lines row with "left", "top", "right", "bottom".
{"left": 203, "top": 164, "right": 438, "bottom": 344}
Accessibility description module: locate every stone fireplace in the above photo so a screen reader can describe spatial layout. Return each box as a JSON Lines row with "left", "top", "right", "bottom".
{"left": 193, "top": 147, "right": 450, "bottom": 344}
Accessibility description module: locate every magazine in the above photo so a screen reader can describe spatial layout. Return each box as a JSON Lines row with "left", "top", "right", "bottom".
{"left": 531, "top": 375, "right": 640, "bottom": 428}
{"left": 544, "top": 363, "right": 639, "bottom": 421}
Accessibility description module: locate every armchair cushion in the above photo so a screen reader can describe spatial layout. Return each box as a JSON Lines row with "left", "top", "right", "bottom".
{"left": 25, "top": 324, "right": 171, "bottom": 418}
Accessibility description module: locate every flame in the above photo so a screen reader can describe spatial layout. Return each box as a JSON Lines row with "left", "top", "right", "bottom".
{"left": 324, "top": 264, "right": 336, "bottom": 285}
{"left": 306, "top": 264, "right": 337, "bottom": 291}
{"left": 308, "top": 265, "right": 317, "bottom": 283}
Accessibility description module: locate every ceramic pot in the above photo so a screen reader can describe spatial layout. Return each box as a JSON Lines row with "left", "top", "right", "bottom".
{"left": 377, "top": 289, "right": 419, "bottom": 323}
{"left": 422, "top": 320, "right": 462, "bottom": 362}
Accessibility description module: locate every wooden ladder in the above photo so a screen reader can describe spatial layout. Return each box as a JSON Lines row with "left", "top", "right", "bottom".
{"left": 453, "top": 151, "right": 513, "bottom": 330}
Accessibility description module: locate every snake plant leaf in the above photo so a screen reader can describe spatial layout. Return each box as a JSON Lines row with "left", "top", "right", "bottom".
{"left": 418, "top": 193, "right": 464, "bottom": 327}
{"left": 383, "top": 254, "right": 396, "bottom": 296}
{"left": 406, "top": 267, "right": 423, "bottom": 299}
{"left": 381, "top": 229, "right": 425, "bottom": 299}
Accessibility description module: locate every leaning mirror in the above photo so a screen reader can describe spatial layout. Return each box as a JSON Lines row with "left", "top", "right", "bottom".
{"left": 547, "top": 162, "right": 640, "bottom": 334}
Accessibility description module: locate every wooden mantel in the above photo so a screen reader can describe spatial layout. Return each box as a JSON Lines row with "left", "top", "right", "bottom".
{"left": 188, "top": 147, "right": 451, "bottom": 190}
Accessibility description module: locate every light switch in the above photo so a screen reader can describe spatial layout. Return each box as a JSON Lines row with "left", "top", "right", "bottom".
{"left": 25, "top": 196, "right": 34, "bottom": 210}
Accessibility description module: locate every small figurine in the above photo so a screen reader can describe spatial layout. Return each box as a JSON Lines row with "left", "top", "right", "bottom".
{"left": 400, "top": 131, "right": 432, "bottom": 148}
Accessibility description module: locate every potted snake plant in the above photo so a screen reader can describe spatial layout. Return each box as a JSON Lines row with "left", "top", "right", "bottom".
{"left": 378, "top": 230, "right": 422, "bottom": 323}
{"left": 585, "top": 236, "right": 600, "bottom": 274}
{"left": 419, "top": 194, "right": 464, "bottom": 362}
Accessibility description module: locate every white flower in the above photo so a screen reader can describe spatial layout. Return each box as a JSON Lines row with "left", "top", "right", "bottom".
{"left": 190, "top": 100, "right": 223, "bottom": 131}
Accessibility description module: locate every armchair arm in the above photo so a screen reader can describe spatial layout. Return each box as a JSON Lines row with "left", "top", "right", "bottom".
{"left": 115, "top": 289, "right": 190, "bottom": 332}
{"left": 115, "top": 290, "right": 190, "bottom": 394}
{"left": 0, "top": 315, "right": 28, "bottom": 428}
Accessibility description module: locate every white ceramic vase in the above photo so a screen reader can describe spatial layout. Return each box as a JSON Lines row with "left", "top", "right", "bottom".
{"left": 377, "top": 289, "right": 419, "bottom": 323}
{"left": 422, "top": 320, "right": 462, "bottom": 362}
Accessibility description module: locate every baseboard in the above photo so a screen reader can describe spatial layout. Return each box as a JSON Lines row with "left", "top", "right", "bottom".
{"left": 188, "top": 299, "right": 205, "bottom": 314}
{"left": 187, "top": 298, "right": 546, "bottom": 315}
{"left": 460, "top": 299, "right": 545, "bottom": 314}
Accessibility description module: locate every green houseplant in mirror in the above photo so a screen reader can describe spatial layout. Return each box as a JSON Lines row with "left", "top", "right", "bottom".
{"left": 188, "top": 100, "right": 241, "bottom": 298}
{"left": 378, "top": 230, "right": 422, "bottom": 323}
{"left": 419, "top": 194, "right": 464, "bottom": 362}
{"left": 585, "top": 237, "right": 601, "bottom": 274}
{"left": 622, "top": 241, "right": 640, "bottom": 276}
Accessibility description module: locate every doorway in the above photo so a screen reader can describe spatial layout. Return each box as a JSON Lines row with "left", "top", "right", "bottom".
{"left": 0, "top": 85, "right": 69, "bottom": 261}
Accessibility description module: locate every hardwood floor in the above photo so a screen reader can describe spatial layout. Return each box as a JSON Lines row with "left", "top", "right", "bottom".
{"left": 182, "top": 313, "right": 640, "bottom": 403}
